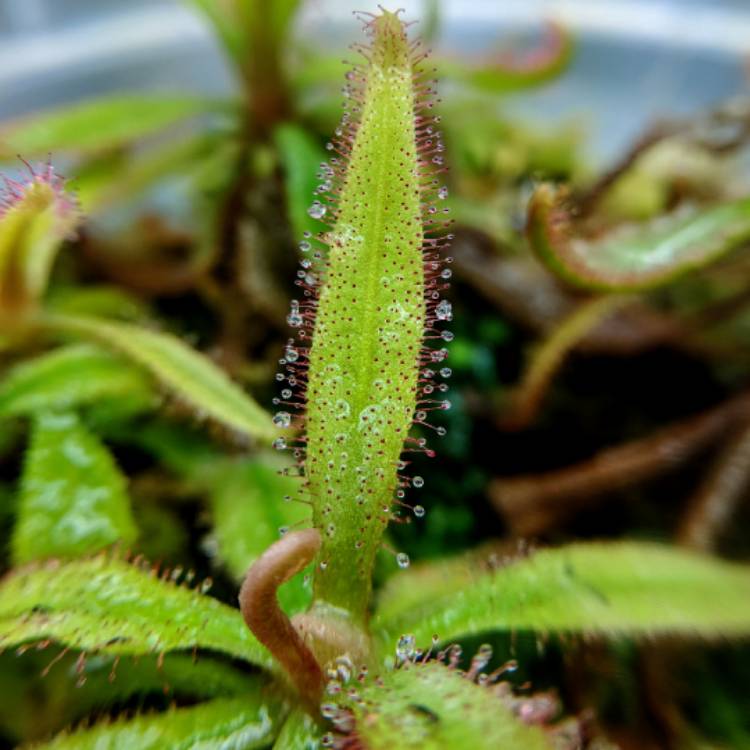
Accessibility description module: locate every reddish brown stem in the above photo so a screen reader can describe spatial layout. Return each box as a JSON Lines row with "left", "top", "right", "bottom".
{"left": 239, "top": 528, "right": 323, "bottom": 709}
{"left": 492, "top": 392, "right": 750, "bottom": 536}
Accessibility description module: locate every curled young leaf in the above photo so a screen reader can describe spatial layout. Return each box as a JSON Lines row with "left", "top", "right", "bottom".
{"left": 374, "top": 542, "right": 750, "bottom": 652}
{"left": 527, "top": 183, "right": 750, "bottom": 291}
{"left": 43, "top": 313, "right": 277, "bottom": 443}
{"left": 0, "top": 555, "right": 273, "bottom": 669}
{"left": 11, "top": 412, "right": 138, "bottom": 565}
{"left": 0, "top": 163, "right": 80, "bottom": 313}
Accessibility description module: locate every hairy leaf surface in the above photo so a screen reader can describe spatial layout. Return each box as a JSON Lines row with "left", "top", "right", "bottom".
{"left": 527, "top": 184, "right": 750, "bottom": 290}
{"left": 343, "top": 662, "right": 549, "bottom": 750}
{"left": 32, "top": 693, "right": 284, "bottom": 750}
{"left": 44, "top": 313, "right": 276, "bottom": 442}
{"left": 374, "top": 542, "right": 750, "bottom": 650}
{"left": 0, "top": 556, "right": 273, "bottom": 668}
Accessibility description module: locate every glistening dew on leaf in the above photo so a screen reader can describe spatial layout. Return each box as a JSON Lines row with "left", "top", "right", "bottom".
{"left": 271, "top": 9, "right": 453, "bottom": 622}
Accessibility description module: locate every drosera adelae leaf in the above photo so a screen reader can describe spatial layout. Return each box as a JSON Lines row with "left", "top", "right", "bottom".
{"left": 270, "top": 8, "right": 454, "bottom": 623}
{"left": 0, "top": 552, "right": 275, "bottom": 670}
{"left": 527, "top": 182, "right": 750, "bottom": 291}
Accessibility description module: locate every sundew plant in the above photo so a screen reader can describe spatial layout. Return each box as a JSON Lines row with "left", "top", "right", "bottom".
{"left": 0, "top": 4, "right": 750, "bottom": 749}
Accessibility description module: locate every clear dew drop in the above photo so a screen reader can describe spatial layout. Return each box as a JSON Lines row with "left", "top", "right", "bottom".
{"left": 285, "top": 346, "right": 299, "bottom": 362}
{"left": 413, "top": 505, "right": 425, "bottom": 518}
{"left": 435, "top": 300, "right": 453, "bottom": 321}
{"left": 307, "top": 201, "right": 327, "bottom": 220}
{"left": 281, "top": 388, "right": 293, "bottom": 399}
{"left": 441, "top": 268, "right": 452, "bottom": 279}
{"left": 441, "top": 330, "right": 454, "bottom": 342}
{"left": 396, "top": 552, "right": 410, "bottom": 569}
{"left": 440, "top": 367, "right": 452, "bottom": 378}
{"left": 272, "top": 437, "right": 287, "bottom": 450}
{"left": 273, "top": 411, "right": 291, "bottom": 428}
{"left": 321, "top": 733, "right": 335, "bottom": 747}
{"left": 321, "top": 703, "right": 337, "bottom": 719}
{"left": 396, "top": 634, "right": 416, "bottom": 661}
{"left": 299, "top": 240, "right": 311, "bottom": 252}
{"left": 438, "top": 185, "right": 449, "bottom": 200}
{"left": 412, "top": 476, "right": 424, "bottom": 488}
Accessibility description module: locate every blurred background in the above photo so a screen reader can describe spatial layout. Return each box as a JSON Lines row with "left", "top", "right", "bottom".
{"left": 1, "top": 1, "right": 750, "bottom": 747}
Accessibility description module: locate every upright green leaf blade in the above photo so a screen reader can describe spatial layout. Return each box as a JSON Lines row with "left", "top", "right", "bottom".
{"left": 32, "top": 693, "right": 284, "bottom": 750}
{"left": 44, "top": 313, "right": 277, "bottom": 442}
{"left": 0, "top": 344, "right": 153, "bottom": 418}
{"left": 0, "top": 555, "right": 273, "bottom": 668}
{"left": 0, "top": 95, "right": 226, "bottom": 157}
{"left": 527, "top": 184, "right": 750, "bottom": 291}
{"left": 272, "top": 708, "right": 321, "bottom": 750}
{"left": 374, "top": 542, "right": 750, "bottom": 651}
{"left": 11, "top": 412, "right": 138, "bottom": 565}
{"left": 340, "top": 662, "right": 549, "bottom": 750}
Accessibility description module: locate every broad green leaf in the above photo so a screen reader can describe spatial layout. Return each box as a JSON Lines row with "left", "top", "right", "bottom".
{"left": 0, "top": 172, "right": 80, "bottom": 311}
{"left": 0, "top": 555, "right": 273, "bottom": 669}
{"left": 33, "top": 693, "right": 284, "bottom": 750}
{"left": 0, "top": 344, "right": 153, "bottom": 418}
{"left": 273, "top": 123, "right": 327, "bottom": 240}
{"left": 373, "top": 542, "right": 750, "bottom": 652}
{"left": 0, "top": 95, "right": 226, "bottom": 157}
{"left": 12, "top": 412, "right": 138, "bottom": 565}
{"left": 340, "top": 662, "right": 549, "bottom": 750}
{"left": 272, "top": 708, "right": 321, "bottom": 750}
{"left": 209, "top": 458, "right": 311, "bottom": 613}
{"left": 527, "top": 184, "right": 750, "bottom": 291}
{"left": 184, "top": 0, "right": 245, "bottom": 64}
{"left": 44, "top": 313, "right": 277, "bottom": 442}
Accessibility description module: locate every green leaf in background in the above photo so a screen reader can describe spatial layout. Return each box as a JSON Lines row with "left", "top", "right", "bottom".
{"left": 44, "top": 313, "right": 278, "bottom": 443}
{"left": 374, "top": 542, "right": 750, "bottom": 652}
{"left": 340, "top": 662, "right": 549, "bottom": 750}
{"left": 11, "top": 412, "right": 137, "bottom": 565}
{"left": 184, "top": 0, "right": 246, "bottom": 65}
{"left": 209, "top": 458, "right": 311, "bottom": 613}
{"left": 0, "top": 344, "right": 153, "bottom": 419}
{"left": 32, "top": 693, "right": 284, "bottom": 750}
{"left": 273, "top": 123, "right": 327, "bottom": 240}
{"left": 527, "top": 184, "right": 750, "bottom": 291}
{"left": 0, "top": 554, "right": 273, "bottom": 668}
{"left": 47, "top": 285, "right": 152, "bottom": 322}
{"left": 438, "top": 21, "right": 573, "bottom": 93}
{"left": 0, "top": 95, "right": 227, "bottom": 157}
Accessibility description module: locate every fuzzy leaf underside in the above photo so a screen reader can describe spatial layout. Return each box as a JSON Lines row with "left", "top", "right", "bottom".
{"left": 527, "top": 184, "right": 750, "bottom": 291}
{"left": 12, "top": 412, "right": 138, "bottom": 565}
{"left": 305, "top": 11, "right": 426, "bottom": 618}
{"left": 0, "top": 95, "right": 224, "bottom": 157}
{"left": 0, "top": 181, "right": 79, "bottom": 309}
{"left": 0, "top": 556, "right": 273, "bottom": 669}
{"left": 346, "top": 662, "right": 549, "bottom": 750}
{"left": 0, "top": 344, "right": 154, "bottom": 419}
{"left": 373, "top": 542, "right": 750, "bottom": 652}
{"left": 209, "top": 458, "right": 312, "bottom": 613}
{"left": 44, "top": 313, "right": 276, "bottom": 442}
{"left": 30, "top": 694, "right": 284, "bottom": 750}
